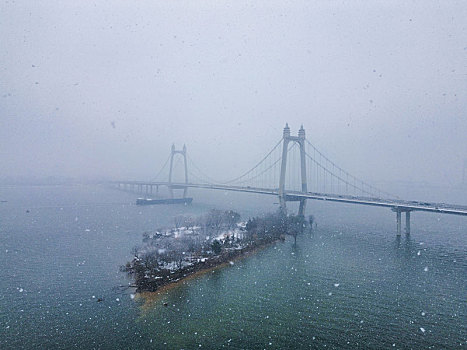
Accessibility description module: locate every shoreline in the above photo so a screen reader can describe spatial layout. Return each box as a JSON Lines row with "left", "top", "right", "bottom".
{"left": 123, "top": 210, "right": 296, "bottom": 298}
{"left": 133, "top": 236, "right": 283, "bottom": 297}
{"left": 136, "top": 238, "right": 282, "bottom": 311}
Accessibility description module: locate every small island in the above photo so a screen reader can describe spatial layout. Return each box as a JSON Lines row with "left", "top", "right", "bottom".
{"left": 122, "top": 209, "right": 308, "bottom": 292}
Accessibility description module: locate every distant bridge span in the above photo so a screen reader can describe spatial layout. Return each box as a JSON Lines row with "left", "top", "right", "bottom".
{"left": 111, "top": 180, "right": 467, "bottom": 235}
{"left": 111, "top": 124, "right": 467, "bottom": 235}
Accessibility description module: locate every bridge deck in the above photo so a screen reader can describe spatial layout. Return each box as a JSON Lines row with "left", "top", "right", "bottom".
{"left": 111, "top": 181, "right": 467, "bottom": 216}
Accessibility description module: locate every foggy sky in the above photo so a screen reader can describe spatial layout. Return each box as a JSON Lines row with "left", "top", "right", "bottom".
{"left": 1, "top": 1, "right": 466, "bottom": 188}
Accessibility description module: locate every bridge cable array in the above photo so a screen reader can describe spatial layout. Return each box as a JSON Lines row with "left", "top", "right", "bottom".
{"left": 153, "top": 135, "right": 398, "bottom": 200}
{"left": 186, "top": 139, "right": 284, "bottom": 187}
{"left": 304, "top": 139, "right": 397, "bottom": 199}
{"left": 150, "top": 154, "right": 171, "bottom": 182}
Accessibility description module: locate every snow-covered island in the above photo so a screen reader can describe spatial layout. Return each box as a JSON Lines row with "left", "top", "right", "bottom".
{"left": 122, "top": 210, "right": 307, "bottom": 292}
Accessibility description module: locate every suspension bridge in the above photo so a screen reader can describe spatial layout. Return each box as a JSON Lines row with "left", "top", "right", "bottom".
{"left": 111, "top": 124, "right": 467, "bottom": 236}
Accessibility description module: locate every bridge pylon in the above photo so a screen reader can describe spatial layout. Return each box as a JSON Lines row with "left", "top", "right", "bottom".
{"left": 168, "top": 144, "right": 189, "bottom": 198}
{"left": 278, "top": 124, "right": 308, "bottom": 216}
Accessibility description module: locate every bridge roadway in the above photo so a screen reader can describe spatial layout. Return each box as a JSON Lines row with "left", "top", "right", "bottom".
{"left": 111, "top": 181, "right": 467, "bottom": 217}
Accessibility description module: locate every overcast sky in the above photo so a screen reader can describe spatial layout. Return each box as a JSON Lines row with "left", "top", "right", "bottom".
{"left": 1, "top": 1, "right": 466, "bottom": 188}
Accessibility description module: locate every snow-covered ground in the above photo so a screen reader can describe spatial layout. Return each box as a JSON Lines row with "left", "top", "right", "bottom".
{"left": 151, "top": 222, "right": 246, "bottom": 242}
{"left": 135, "top": 222, "right": 248, "bottom": 272}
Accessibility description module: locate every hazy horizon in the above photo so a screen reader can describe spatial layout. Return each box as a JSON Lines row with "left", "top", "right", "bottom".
{"left": 1, "top": 1, "right": 466, "bottom": 191}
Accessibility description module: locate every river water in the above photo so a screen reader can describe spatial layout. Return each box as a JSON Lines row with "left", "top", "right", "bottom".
{"left": 0, "top": 185, "right": 465, "bottom": 349}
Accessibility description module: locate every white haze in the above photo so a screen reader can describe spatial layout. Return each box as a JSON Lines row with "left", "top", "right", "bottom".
{"left": 1, "top": 1, "right": 466, "bottom": 194}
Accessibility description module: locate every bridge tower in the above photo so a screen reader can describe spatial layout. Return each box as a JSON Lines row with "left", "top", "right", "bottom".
{"left": 168, "top": 144, "right": 189, "bottom": 198}
{"left": 278, "top": 124, "right": 308, "bottom": 216}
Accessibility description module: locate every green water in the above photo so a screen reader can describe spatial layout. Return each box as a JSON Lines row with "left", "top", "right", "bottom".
{"left": 0, "top": 185, "right": 465, "bottom": 349}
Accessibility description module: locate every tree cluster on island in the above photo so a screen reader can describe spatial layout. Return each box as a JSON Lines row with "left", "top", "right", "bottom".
{"left": 122, "top": 209, "right": 308, "bottom": 292}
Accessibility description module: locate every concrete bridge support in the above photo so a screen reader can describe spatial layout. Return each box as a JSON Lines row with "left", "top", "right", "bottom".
{"left": 396, "top": 210, "right": 402, "bottom": 235}
{"left": 393, "top": 207, "right": 412, "bottom": 236}
{"left": 405, "top": 211, "right": 411, "bottom": 234}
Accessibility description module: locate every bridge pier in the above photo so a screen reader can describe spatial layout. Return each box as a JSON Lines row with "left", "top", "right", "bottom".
{"left": 393, "top": 207, "right": 411, "bottom": 236}
{"left": 298, "top": 199, "right": 307, "bottom": 217}
{"left": 396, "top": 210, "right": 402, "bottom": 236}
{"left": 405, "top": 211, "right": 410, "bottom": 234}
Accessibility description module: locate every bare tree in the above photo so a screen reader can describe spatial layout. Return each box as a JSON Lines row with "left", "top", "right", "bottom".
{"left": 184, "top": 216, "right": 195, "bottom": 233}
{"left": 173, "top": 215, "right": 185, "bottom": 229}
{"left": 224, "top": 210, "right": 241, "bottom": 229}
{"left": 206, "top": 209, "right": 224, "bottom": 233}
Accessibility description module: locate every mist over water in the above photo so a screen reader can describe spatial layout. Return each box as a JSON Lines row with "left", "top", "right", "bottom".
{"left": 1, "top": 1, "right": 467, "bottom": 348}
{"left": 1, "top": 1, "right": 467, "bottom": 187}
{"left": 0, "top": 185, "right": 465, "bottom": 349}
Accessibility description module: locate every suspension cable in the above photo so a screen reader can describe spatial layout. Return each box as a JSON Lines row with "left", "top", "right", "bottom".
{"left": 221, "top": 139, "right": 283, "bottom": 184}
{"left": 150, "top": 154, "right": 171, "bottom": 182}
{"left": 305, "top": 139, "right": 397, "bottom": 198}
{"left": 305, "top": 152, "right": 395, "bottom": 198}
{"left": 235, "top": 142, "right": 296, "bottom": 186}
{"left": 186, "top": 154, "right": 221, "bottom": 184}
{"left": 185, "top": 139, "right": 283, "bottom": 185}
